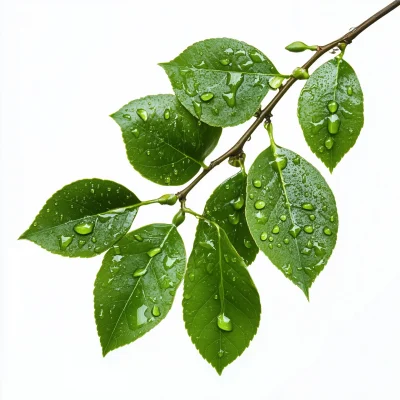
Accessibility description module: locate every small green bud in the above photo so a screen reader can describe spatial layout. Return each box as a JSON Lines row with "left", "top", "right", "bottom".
{"left": 285, "top": 41, "right": 317, "bottom": 53}
{"left": 158, "top": 194, "right": 178, "bottom": 205}
{"left": 338, "top": 42, "right": 347, "bottom": 52}
{"left": 268, "top": 76, "right": 285, "bottom": 90}
{"left": 172, "top": 209, "right": 186, "bottom": 227}
{"left": 292, "top": 67, "right": 310, "bottom": 80}
{"left": 228, "top": 153, "right": 246, "bottom": 168}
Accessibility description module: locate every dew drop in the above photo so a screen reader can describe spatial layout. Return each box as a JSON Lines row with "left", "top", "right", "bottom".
{"left": 231, "top": 195, "right": 244, "bottom": 210}
{"left": 304, "top": 225, "right": 314, "bottom": 234}
{"left": 91, "top": 237, "right": 97, "bottom": 243}
{"left": 254, "top": 200, "right": 266, "bottom": 210}
{"left": 164, "top": 109, "right": 170, "bottom": 120}
{"left": 200, "top": 92, "right": 214, "bottom": 102}
{"left": 309, "top": 214, "right": 316, "bottom": 221}
{"left": 301, "top": 247, "right": 312, "bottom": 255}
{"left": 282, "top": 263, "right": 292, "bottom": 276}
{"left": 133, "top": 267, "right": 147, "bottom": 277}
{"left": 78, "top": 240, "right": 86, "bottom": 248}
{"left": 253, "top": 179, "right": 262, "bottom": 188}
{"left": 147, "top": 247, "right": 161, "bottom": 257}
{"left": 272, "top": 225, "right": 280, "bottom": 234}
{"left": 302, "top": 203, "right": 314, "bottom": 211}
{"left": 284, "top": 238, "right": 289, "bottom": 244}
{"left": 134, "top": 234, "right": 143, "bottom": 242}
{"left": 219, "top": 59, "right": 230, "bottom": 66}
{"left": 271, "top": 155, "right": 288, "bottom": 172}
{"left": 244, "top": 239, "right": 252, "bottom": 248}
{"left": 327, "top": 100, "right": 339, "bottom": 113}
{"left": 327, "top": 114, "right": 340, "bottom": 134}
{"left": 151, "top": 305, "right": 161, "bottom": 317}
{"left": 222, "top": 72, "right": 244, "bottom": 108}
{"left": 136, "top": 109, "right": 148, "bottom": 121}
{"left": 59, "top": 235, "right": 73, "bottom": 250}
{"left": 289, "top": 224, "right": 301, "bottom": 238}
{"left": 280, "top": 215, "right": 287, "bottom": 221}
{"left": 217, "top": 313, "right": 233, "bottom": 332}
{"left": 293, "top": 156, "right": 300, "bottom": 165}
{"left": 73, "top": 221, "right": 94, "bottom": 235}
{"left": 122, "top": 113, "right": 131, "bottom": 120}
{"left": 228, "top": 212, "right": 240, "bottom": 225}
{"left": 268, "top": 236, "right": 274, "bottom": 242}
{"left": 347, "top": 86, "right": 353, "bottom": 95}
{"left": 192, "top": 100, "right": 202, "bottom": 119}
{"left": 330, "top": 215, "right": 335, "bottom": 222}
{"left": 249, "top": 50, "right": 264, "bottom": 63}
{"left": 218, "top": 350, "right": 224, "bottom": 358}
{"left": 164, "top": 176, "right": 171, "bottom": 184}
{"left": 323, "top": 227, "right": 332, "bottom": 236}
{"left": 189, "top": 272, "right": 195, "bottom": 281}
{"left": 325, "top": 137, "right": 334, "bottom": 150}
{"left": 260, "top": 232, "right": 268, "bottom": 241}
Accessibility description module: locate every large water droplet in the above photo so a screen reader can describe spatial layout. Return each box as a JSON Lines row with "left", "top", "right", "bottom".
{"left": 280, "top": 215, "right": 287, "bottom": 221}
{"left": 253, "top": 179, "right": 262, "bottom": 188}
{"left": 271, "top": 155, "right": 288, "bottom": 172}
{"left": 347, "top": 86, "right": 353, "bottom": 95}
{"left": 304, "top": 225, "right": 314, "bottom": 234}
{"left": 282, "top": 263, "right": 292, "bottom": 276}
{"left": 137, "top": 109, "right": 148, "bottom": 122}
{"left": 133, "top": 267, "right": 147, "bottom": 277}
{"left": 59, "top": 235, "right": 73, "bottom": 250}
{"left": 192, "top": 100, "right": 202, "bottom": 118}
{"left": 302, "top": 203, "right": 314, "bottom": 211}
{"left": 260, "top": 232, "right": 268, "bottom": 241}
{"left": 327, "top": 100, "right": 339, "bottom": 113}
{"left": 200, "top": 92, "right": 214, "bottom": 102}
{"left": 122, "top": 113, "right": 131, "bottom": 120}
{"left": 289, "top": 224, "right": 301, "bottom": 238}
{"left": 249, "top": 50, "right": 264, "bottom": 63}
{"left": 231, "top": 195, "right": 244, "bottom": 210}
{"left": 222, "top": 72, "right": 244, "bottom": 108}
{"left": 272, "top": 225, "right": 280, "bottom": 234}
{"left": 73, "top": 221, "right": 94, "bottom": 235}
{"left": 309, "top": 214, "right": 316, "bottom": 221}
{"left": 327, "top": 114, "right": 340, "bottom": 134}
{"left": 323, "top": 227, "right": 332, "bottom": 236}
{"left": 163, "top": 256, "right": 176, "bottom": 270}
{"left": 244, "top": 239, "right": 252, "bottom": 249}
{"left": 134, "top": 234, "right": 143, "bottom": 242}
{"left": 219, "top": 58, "right": 230, "bottom": 66}
{"left": 228, "top": 212, "right": 240, "bottom": 225}
{"left": 217, "top": 313, "right": 233, "bottom": 332}
{"left": 325, "top": 137, "right": 334, "bottom": 149}
{"left": 151, "top": 305, "right": 161, "bottom": 317}
{"left": 147, "top": 247, "right": 161, "bottom": 257}
{"left": 131, "top": 128, "right": 140, "bottom": 138}
{"left": 254, "top": 200, "right": 266, "bottom": 210}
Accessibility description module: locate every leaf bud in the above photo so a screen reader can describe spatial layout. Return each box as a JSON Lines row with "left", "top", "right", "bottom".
{"left": 158, "top": 194, "right": 178, "bottom": 205}
{"left": 292, "top": 67, "right": 310, "bottom": 80}
{"left": 285, "top": 41, "right": 317, "bottom": 52}
{"left": 172, "top": 209, "right": 186, "bottom": 227}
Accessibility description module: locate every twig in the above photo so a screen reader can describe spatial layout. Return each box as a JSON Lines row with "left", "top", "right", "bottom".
{"left": 176, "top": 0, "right": 399, "bottom": 201}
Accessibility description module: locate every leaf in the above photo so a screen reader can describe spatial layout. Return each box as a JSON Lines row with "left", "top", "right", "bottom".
{"left": 111, "top": 94, "right": 222, "bottom": 186}
{"left": 160, "top": 38, "right": 279, "bottom": 127}
{"left": 298, "top": 58, "right": 364, "bottom": 171}
{"left": 94, "top": 223, "right": 186, "bottom": 355}
{"left": 183, "top": 219, "right": 261, "bottom": 374}
{"left": 246, "top": 146, "right": 338, "bottom": 298}
{"left": 203, "top": 172, "right": 258, "bottom": 265}
{"left": 20, "top": 179, "right": 140, "bottom": 257}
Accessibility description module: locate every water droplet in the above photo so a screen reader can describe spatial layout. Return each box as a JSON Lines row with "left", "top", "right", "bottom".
{"left": 122, "top": 113, "right": 131, "bottom": 120}
{"left": 163, "top": 256, "right": 176, "bottom": 270}
{"left": 249, "top": 50, "right": 264, "bottom": 63}
{"left": 327, "top": 100, "right": 339, "bottom": 113}
{"left": 330, "top": 215, "right": 335, "bottom": 222}
{"left": 218, "top": 349, "right": 224, "bottom": 358}
{"left": 189, "top": 272, "right": 195, "bottom": 281}
{"left": 146, "top": 150, "right": 150, "bottom": 156}
{"left": 134, "top": 234, "right": 143, "bottom": 242}
{"left": 322, "top": 205, "right": 327, "bottom": 211}
{"left": 184, "top": 293, "right": 192, "bottom": 300}
{"left": 217, "top": 313, "right": 233, "bottom": 332}
{"left": 231, "top": 195, "right": 244, "bottom": 210}
{"left": 309, "top": 215, "right": 316, "bottom": 221}
{"left": 293, "top": 156, "right": 300, "bottom": 165}
{"left": 59, "top": 235, "right": 73, "bottom": 250}
{"left": 200, "top": 92, "right": 214, "bottom": 102}
{"left": 164, "top": 176, "right": 171, "bottom": 184}
{"left": 151, "top": 305, "right": 161, "bottom": 317}
{"left": 302, "top": 203, "right": 314, "bottom": 211}
{"left": 164, "top": 109, "right": 170, "bottom": 120}
{"left": 136, "top": 109, "right": 148, "bottom": 121}
{"left": 206, "top": 263, "right": 214, "bottom": 274}
{"left": 91, "top": 237, "right": 97, "bottom": 243}
{"left": 284, "top": 238, "right": 289, "bottom": 244}
{"left": 280, "top": 215, "right": 287, "bottom": 221}
{"left": 222, "top": 72, "right": 244, "bottom": 108}
{"left": 325, "top": 137, "right": 334, "bottom": 149}
{"left": 301, "top": 247, "right": 312, "bottom": 255}
{"left": 327, "top": 114, "right": 340, "bottom": 134}
{"left": 253, "top": 179, "right": 262, "bottom": 188}
{"left": 271, "top": 154, "right": 288, "bottom": 172}
{"left": 289, "top": 224, "right": 301, "bottom": 238}
{"left": 268, "top": 76, "right": 285, "bottom": 90}
{"left": 73, "top": 221, "right": 94, "bottom": 235}
{"left": 304, "top": 225, "right": 314, "bottom": 234}
{"left": 228, "top": 212, "right": 240, "bottom": 225}
{"left": 272, "top": 225, "right": 280, "bottom": 234}
{"left": 249, "top": 194, "right": 254, "bottom": 199}
{"left": 306, "top": 240, "right": 313, "bottom": 249}
{"left": 254, "top": 200, "right": 266, "bottom": 210}
{"left": 347, "top": 86, "right": 353, "bottom": 95}
{"left": 219, "top": 59, "right": 230, "bottom": 66}
{"left": 314, "top": 242, "right": 326, "bottom": 256}
{"left": 192, "top": 100, "right": 202, "bottom": 118}
{"left": 147, "top": 247, "right": 161, "bottom": 257}
{"left": 282, "top": 263, "right": 292, "bottom": 276}
{"left": 268, "top": 236, "right": 274, "bottom": 242}
{"left": 99, "top": 309, "right": 104, "bottom": 319}
{"left": 323, "top": 227, "right": 332, "bottom": 236}
{"left": 78, "top": 240, "right": 86, "bottom": 248}
{"left": 260, "top": 232, "right": 268, "bottom": 241}
{"left": 133, "top": 267, "right": 147, "bottom": 277}
{"left": 244, "top": 239, "right": 252, "bottom": 249}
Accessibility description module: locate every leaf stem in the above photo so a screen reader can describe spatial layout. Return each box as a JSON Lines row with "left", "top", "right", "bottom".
{"left": 176, "top": 0, "right": 399, "bottom": 202}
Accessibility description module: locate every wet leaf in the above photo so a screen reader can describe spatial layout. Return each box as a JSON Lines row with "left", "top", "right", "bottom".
{"left": 298, "top": 58, "right": 364, "bottom": 171}
{"left": 160, "top": 38, "right": 279, "bottom": 127}
{"left": 183, "top": 219, "right": 261, "bottom": 374}
{"left": 94, "top": 224, "right": 185, "bottom": 355}
{"left": 246, "top": 146, "right": 338, "bottom": 298}
{"left": 20, "top": 179, "right": 140, "bottom": 257}
{"left": 111, "top": 94, "right": 221, "bottom": 186}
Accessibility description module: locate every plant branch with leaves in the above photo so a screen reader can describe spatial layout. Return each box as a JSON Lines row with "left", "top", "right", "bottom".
{"left": 20, "top": 1, "right": 399, "bottom": 375}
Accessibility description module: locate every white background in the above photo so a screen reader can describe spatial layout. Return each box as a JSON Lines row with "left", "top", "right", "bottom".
{"left": 1, "top": 0, "right": 399, "bottom": 399}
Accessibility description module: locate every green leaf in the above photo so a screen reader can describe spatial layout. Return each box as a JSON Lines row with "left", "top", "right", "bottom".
{"left": 20, "top": 179, "right": 140, "bottom": 257}
{"left": 203, "top": 172, "right": 258, "bottom": 265}
{"left": 94, "top": 223, "right": 186, "bottom": 355}
{"left": 298, "top": 58, "right": 364, "bottom": 171}
{"left": 111, "top": 94, "right": 222, "bottom": 186}
{"left": 183, "top": 219, "right": 261, "bottom": 374}
{"left": 160, "top": 38, "right": 279, "bottom": 127}
{"left": 246, "top": 146, "right": 338, "bottom": 298}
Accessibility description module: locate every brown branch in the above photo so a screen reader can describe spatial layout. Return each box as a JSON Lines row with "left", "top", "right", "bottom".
{"left": 176, "top": 0, "right": 400, "bottom": 201}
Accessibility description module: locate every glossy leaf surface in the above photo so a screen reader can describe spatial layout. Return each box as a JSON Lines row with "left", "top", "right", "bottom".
{"left": 298, "top": 58, "right": 364, "bottom": 171}
{"left": 246, "top": 146, "right": 338, "bottom": 297}
{"left": 94, "top": 224, "right": 185, "bottom": 355}
{"left": 20, "top": 179, "right": 140, "bottom": 257}
{"left": 111, "top": 94, "right": 221, "bottom": 186}
{"left": 160, "top": 38, "right": 279, "bottom": 127}
{"left": 203, "top": 172, "right": 258, "bottom": 265}
{"left": 183, "top": 220, "right": 261, "bottom": 374}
